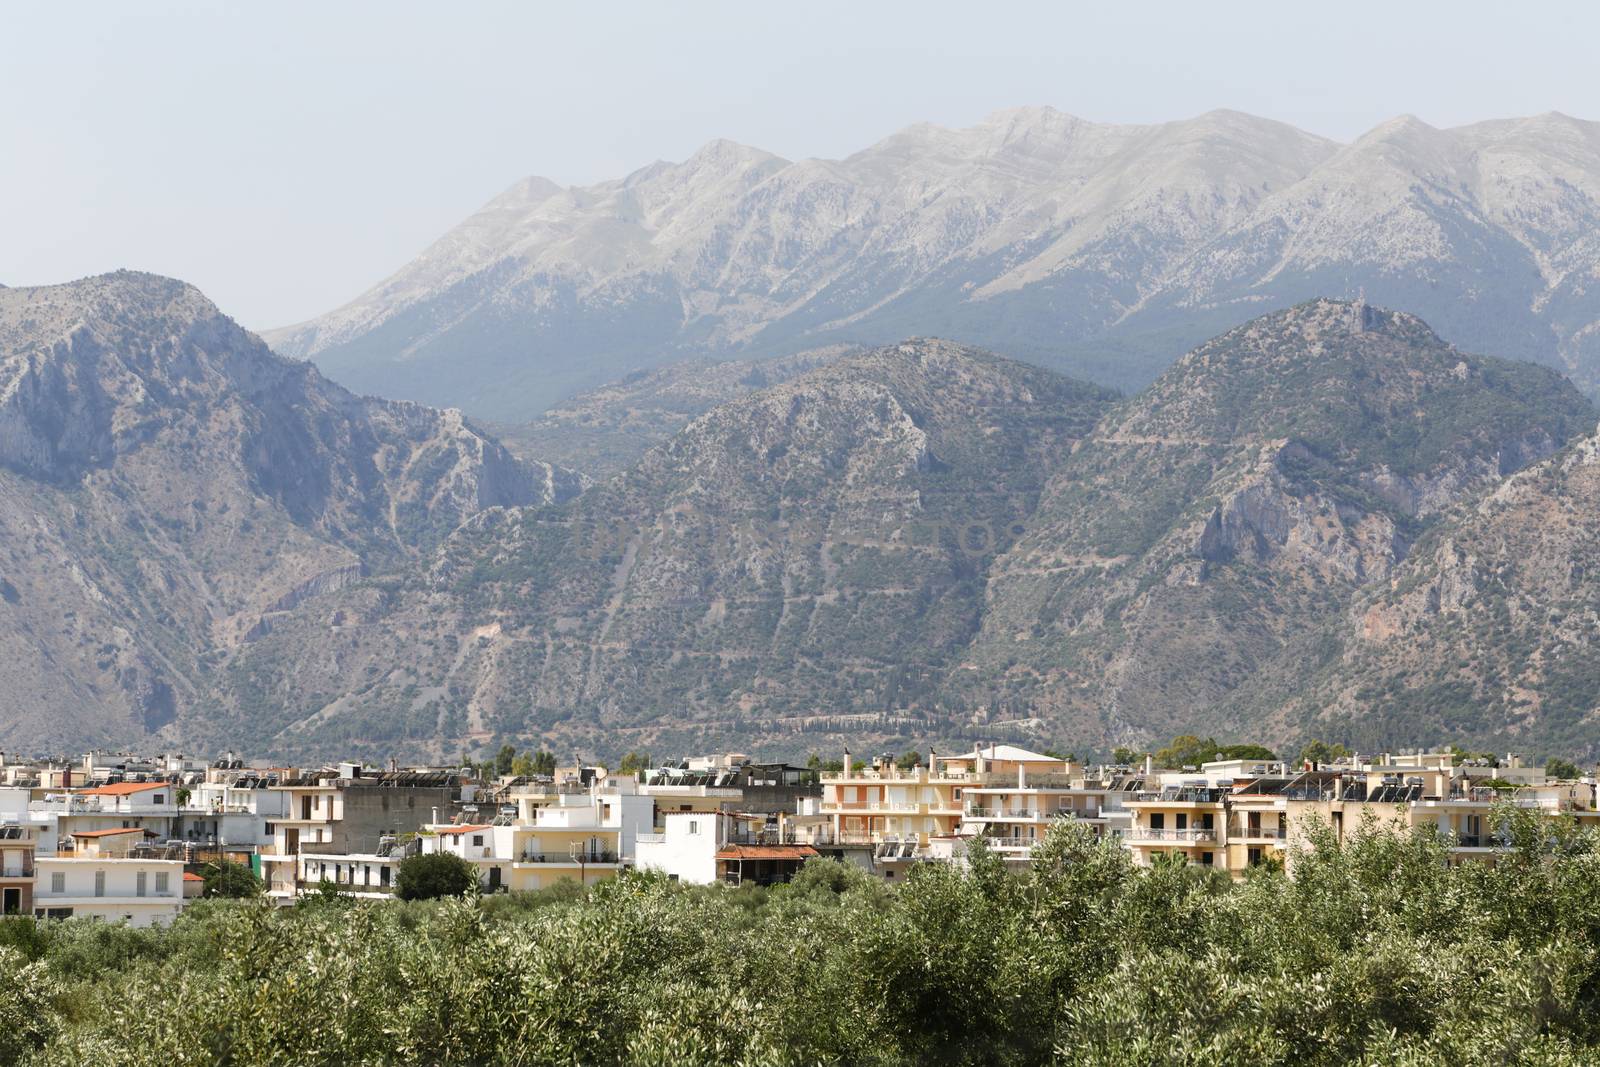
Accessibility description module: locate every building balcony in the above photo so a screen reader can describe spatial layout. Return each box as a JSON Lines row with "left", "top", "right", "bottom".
{"left": 822, "top": 803, "right": 932, "bottom": 817}
{"left": 294, "top": 879, "right": 395, "bottom": 896}
{"left": 1131, "top": 790, "right": 1229, "bottom": 805}
{"left": 966, "top": 806, "right": 1099, "bottom": 821}
{"left": 515, "top": 851, "right": 620, "bottom": 865}
{"left": 1127, "top": 828, "right": 1217, "bottom": 844}
{"left": 0, "top": 863, "right": 36, "bottom": 879}
{"left": 37, "top": 893, "right": 181, "bottom": 906}
{"left": 1236, "top": 827, "right": 1287, "bottom": 842}
{"left": 1448, "top": 834, "right": 1510, "bottom": 850}
{"left": 983, "top": 836, "right": 1038, "bottom": 852}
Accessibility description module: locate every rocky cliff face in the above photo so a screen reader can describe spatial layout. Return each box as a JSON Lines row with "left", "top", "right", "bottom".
{"left": 9, "top": 283, "right": 1591, "bottom": 759}
{"left": 265, "top": 109, "right": 1600, "bottom": 420}
{"left": 0, "top": 272, "right": 576, "bottom": 749}
{"left": 198, "top": 303, "right": 1595, "bottom": 761}
{"left": 1254, "top": 426, "right": 1600, "bottom": 756}
{"left": 955, "top": 300, "right": 1593, "bottom": 750}
{"left": 192, "top": 340, "right": 1115, "bottom": 757}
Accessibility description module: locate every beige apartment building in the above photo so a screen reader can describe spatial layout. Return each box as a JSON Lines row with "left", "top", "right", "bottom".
{"left": 1126, "top": 752, "right": 1600, "bottom": 876}
{"left": 950, "top": 745, "right": 1142, "bottom": 862}
{"left": 819, "top": 748, "right": 967, "bottom": 856}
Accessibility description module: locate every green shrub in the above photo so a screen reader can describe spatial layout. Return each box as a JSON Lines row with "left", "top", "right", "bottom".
{"left": 395, "top": 852, "right": 480, "bottom": 901}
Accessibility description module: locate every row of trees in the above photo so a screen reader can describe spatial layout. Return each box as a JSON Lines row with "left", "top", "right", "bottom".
{"left": 2, "top": 805, "right": 1599, "bottom": 1064}
{"left": 481, "top": 736, "right": 1588, "bottom": 781}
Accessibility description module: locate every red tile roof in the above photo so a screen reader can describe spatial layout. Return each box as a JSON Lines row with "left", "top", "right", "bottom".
{"left": 435, "top": 824, "right": 494, "bottom": 837}
{"left": 79, "top": 782, "right": 169, "bottom": 797}
{"left": 715, "top": 844, "right": 819, "bottom": 861}
{"left": 183, "top": 872, "right": 204, "bottom": 882}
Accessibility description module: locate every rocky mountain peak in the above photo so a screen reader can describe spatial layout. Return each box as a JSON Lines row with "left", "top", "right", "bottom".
{"left": 1115, "top": 297, "right": 1588, "bottom": 480}
{"left": 0, "top": 272, "right": 582, "bottom": 750}
{"left": 261, "top": 111, "right": 1600, "bottom": 419}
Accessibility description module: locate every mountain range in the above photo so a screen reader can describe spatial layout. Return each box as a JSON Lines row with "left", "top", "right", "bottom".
{"left": 0, "top": 272, "right": 578, "bottom": 749}
{"left": 265, "top": 107, "right": 1600, "bottom": 422}
{"left": 139, "top": 278, "right": 1600, "bottom": 762}
{"left": 9, "top": 267, "right": 1600, "bottom": 761}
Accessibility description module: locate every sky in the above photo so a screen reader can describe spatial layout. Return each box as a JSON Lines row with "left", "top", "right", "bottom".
{"left": 3, "top": 0, "right": 1598, "bottom": 330}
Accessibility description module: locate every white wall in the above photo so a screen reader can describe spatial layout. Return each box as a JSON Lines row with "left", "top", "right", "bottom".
{"left": 33, "top": 858, "right": 186, "bottom": 927}
{"left": 633, "top": 813, "right": 724, "bottom": 885}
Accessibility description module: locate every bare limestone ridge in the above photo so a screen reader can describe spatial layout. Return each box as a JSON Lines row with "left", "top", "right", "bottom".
{"left": 196, "top": 339, "right": 1117, "bottom": 758}
{"left": 202, "top": 302, "right": 1597, "bottom": 761}
{"left": 0, "top": 271, "right": 579, "bottom": 749}
{"left": 263, "top": 109, "right": 1600, "bottom": 420}
{"left": 1251, "top": 424, "right": 1600, "bottom": 756}
{"left": 960, "top": 298, "right": 1594, "bottom": 751}
{"left": 488, "top": 343, "right": 861, "bottom": 481}
{"left": 8, "top": 279, "right": 1596, "bottom": 760}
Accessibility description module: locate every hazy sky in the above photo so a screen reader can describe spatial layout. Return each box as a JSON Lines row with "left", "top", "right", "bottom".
{"left": 5, "top": 0, "right": 1598, "bottom": 329}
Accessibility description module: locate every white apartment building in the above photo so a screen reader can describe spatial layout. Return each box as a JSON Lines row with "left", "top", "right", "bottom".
{"left": 292, "top": 848, "right": 409, "bottom": 900}
{"left": 420, "top": 779, "right": 656, "bottom": 892}
{"left": 32, "top": 833, "right": 186, "bottom": 927}
{"left": 634, "top": 811, "right": 817, "bottom": 886}
{"left": 177, "top": 776, "right": 288, "bottom": 852}
{"left": 34, "top": 781, "right": 181, "bottom": 842}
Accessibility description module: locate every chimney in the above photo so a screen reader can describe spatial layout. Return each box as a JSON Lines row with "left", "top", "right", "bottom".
{"left": 1143, "top": 754, "right": 1154, "bottom": 778}
{"left": 842, "top": 746, "right": 851, "bottom": 781}
{"left": 1017, "top": 762, "right": 1027, "bottom": 791}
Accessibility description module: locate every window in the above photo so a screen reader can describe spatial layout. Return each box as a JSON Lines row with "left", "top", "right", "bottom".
{"left": 94, "top": 871, "right": 106, "bottom": 898}
{"left": 153, "top": 794, "right": 164, "bottom": 804}
{"left": 51, "top": 872, "right": 65, "bottom": 894}
{"left": 1150, "top": 813, "right": 1165, "bottom": 831}
{"left": 155, "top": 872, "right": 169, "bottom": 894}
{"left": 688, "top": 820, "right": 700, "bottom": 835}
{"left": 1248, "top": 847, "right": 1263, "bottom": 867}
{"left": 1200, "top": 852, "right": 1213, "bottom": 866}
{"left": 136, "top": 871, "right": 148, "bottom": 897}
{"left": 472, "top": 835, "right": 483, "bottom": 846}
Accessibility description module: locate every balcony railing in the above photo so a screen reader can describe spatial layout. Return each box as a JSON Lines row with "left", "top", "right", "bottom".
{"left": 295, "top": 879, "right": 396, "bottom": 895}
{"left": 1132, "top": 790, "right": 1229, "bottom": 804}
{"left": 1128, "top": 828, "right": 1217, "bottom": 843}
{"left": 1237, "top": 827, "right": 1287, "bottom": 840}
{"left": 0, "top": 863, "right": 34, "bottom": 878}
{"left": 1449, "top": 834, "right": 1512, "bottom": 849}
{"left": 517, "top": 851, "right": 619, "bottom": 865}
